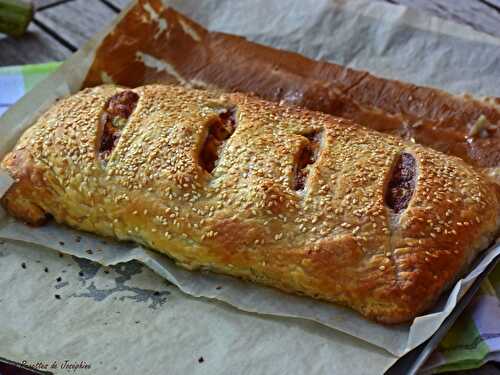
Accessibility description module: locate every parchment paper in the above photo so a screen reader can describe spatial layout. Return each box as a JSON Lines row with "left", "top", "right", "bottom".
{"left": 0, "top": 241, "right": 395, "bottom": 375}
{"left": 1, "top": 0, "right": 500, "bottom": 374}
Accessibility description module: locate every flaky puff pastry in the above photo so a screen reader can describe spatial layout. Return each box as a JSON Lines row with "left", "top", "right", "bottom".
{"left": 2, "top": 84, "right": 499, "bottom": 323}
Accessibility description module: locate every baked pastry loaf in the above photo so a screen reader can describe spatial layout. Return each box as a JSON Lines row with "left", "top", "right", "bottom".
{"left": 84, "top": 0, "right": 500, "bottom": 182}
{"left": 2, "top": 84, "right": 499, "bottom": 323}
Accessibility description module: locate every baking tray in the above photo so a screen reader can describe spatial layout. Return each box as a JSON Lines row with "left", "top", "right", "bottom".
{"left": 387, "top": 249, "right": 500, "bottom": 374}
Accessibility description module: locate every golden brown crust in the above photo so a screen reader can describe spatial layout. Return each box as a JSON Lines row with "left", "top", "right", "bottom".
{"left": 2, "top": 84, "right": 499, "bottom": 323}
{"left": 83, "top": 0, "right": 500, "bottom": 179}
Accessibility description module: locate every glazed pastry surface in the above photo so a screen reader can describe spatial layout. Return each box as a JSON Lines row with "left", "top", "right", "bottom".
{"left": 2, "top": 84, "right": 499, "bottom": 323}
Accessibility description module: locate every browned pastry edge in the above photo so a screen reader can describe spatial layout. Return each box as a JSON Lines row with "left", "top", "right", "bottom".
{"left": 83, "top": 0, "right": 500, "bottom": 180}
{"left": 2, "top": 84, "right": 499, "bottom": 324}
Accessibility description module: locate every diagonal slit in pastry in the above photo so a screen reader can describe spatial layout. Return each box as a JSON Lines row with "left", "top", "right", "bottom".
{"left": 98, "top": 90, "right": 139, "bottom": 161}
{"left": 199, "top": 107, "right": 237, "bottom": 173}
{"left": 385, "top": 152, "right": 417, "bottom": 213}
{"left": 294, "top": 130, "right": 322, "bottom": 191}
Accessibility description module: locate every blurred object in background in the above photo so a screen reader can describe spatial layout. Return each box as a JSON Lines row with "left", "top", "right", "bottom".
{"left": 0, "top": 0, "right": 33, "bottom": 37}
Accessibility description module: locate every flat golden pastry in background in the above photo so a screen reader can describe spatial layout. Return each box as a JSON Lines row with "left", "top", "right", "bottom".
{"left": 84, "top": 0, "right": 500, "bottom": 184}
{"left": 2, "top": 84, "right": 499, "bottom": 323}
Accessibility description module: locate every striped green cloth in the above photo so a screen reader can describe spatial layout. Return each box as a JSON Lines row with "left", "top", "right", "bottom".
{"left": 421, "top": 266, "right": 500, "bottom": 374}
{"left": 0, "top": 62, "right": 61, "bottom": 116}
{"left": 1, "top": 63, "right": 499, "bottom": 374}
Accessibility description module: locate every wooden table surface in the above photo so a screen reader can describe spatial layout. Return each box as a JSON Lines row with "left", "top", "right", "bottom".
{"left": 1, "top": 1, "right": 500, "bottom": 374}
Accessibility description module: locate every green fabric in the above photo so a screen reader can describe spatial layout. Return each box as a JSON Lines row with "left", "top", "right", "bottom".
{"left": 439, "top": 312, "right": 490, "bottom": 368}
{"left": 21, "top": 62, "right": 61, "bottom": 91}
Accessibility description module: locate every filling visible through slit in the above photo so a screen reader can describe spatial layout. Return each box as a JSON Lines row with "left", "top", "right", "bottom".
{"left": 200, "top": 108, "right": 237, "bottom": 173}
{"left": 385, "top": 153, "right": 416, "bottom": 213}
{"left": 99, "top": 90, "right": 139, "bottom": 160}
{"left": 294, "top": 131, "right": 322, "bottom": 191}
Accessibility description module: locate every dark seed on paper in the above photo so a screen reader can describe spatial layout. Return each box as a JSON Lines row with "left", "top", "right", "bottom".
{"left": 54, "top": 294, "right": 61, "bottom": 299}
{"left": 21, "top": 262, "right": 26, "bottom": 269}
